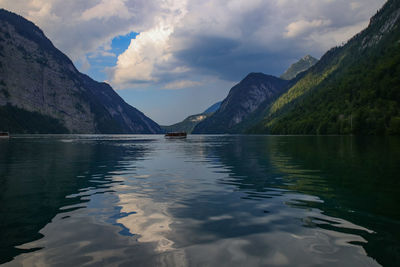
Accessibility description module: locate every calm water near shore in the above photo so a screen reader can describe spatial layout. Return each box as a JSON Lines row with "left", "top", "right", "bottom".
{"left": 0, "top": 135, "right": 399, "bottom": 266}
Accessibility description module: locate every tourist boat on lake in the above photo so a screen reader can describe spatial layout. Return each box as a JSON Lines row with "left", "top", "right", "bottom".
{"left": 165, "top": 132, "right": 187, "bottom": 138}
{"left": 0, "top": 132, "right": 9, "bottom": 138}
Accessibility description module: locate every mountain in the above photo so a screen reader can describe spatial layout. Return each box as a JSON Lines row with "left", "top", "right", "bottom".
{"left": 280, "top": 55, "right": 318, "bottom": 80}
{"left": 161, "top": 114, "right": 208, "bottom": 134}
{"left": 0, "top": 9, "right": 162, "bottom": 134}
{"left": 193, "top": 73, "right": 289, "bottom": 134}
{"left": 203, "top": 101, "right": 222, "bottom": 114}
{"left": 250, "top": 0, "right": 400, "bottom": 135}
{"left": 161, "top": 101, "right": 221, "bottom": 133}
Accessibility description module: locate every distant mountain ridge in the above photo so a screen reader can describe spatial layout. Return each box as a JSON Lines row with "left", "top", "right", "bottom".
{"left": 193, "top": 73, "right": 289, "bottom": 134}
{"left": 203, "top": 101, "right": 221, "bottom": 114}
{"left": 161, "top": 114, "right": 208, "bottom": 134}
{"left": 161, "top": 101, "right": 222, "bottom": 133}
{"left": 280, "top": 55, "right": 318, "bottom": 80}
{"left": 0, "top": 9, "right": 162, "bottom": 134}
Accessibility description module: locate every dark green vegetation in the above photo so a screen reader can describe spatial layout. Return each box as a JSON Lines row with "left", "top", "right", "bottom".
{"left": 0, "top": 9, "right": 162, "bottom": 134}
{"left": 280, "top": 55, "right": 318, "bottom": 80}
{"left": 252, "top": 0, "right": 400, "bottom": 135}
{"left": 195, "top": 0, "right": 400, "bottom": 135}
{"left": 0, "top": 104, "right": 68, "bottom": 133}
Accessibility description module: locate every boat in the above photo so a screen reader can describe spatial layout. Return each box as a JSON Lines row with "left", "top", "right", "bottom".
{"left": 165, "top": 132, "right": 187, "bottom": 138}
{"left": 0, "top": 132, "right": 9, "bottom": 138}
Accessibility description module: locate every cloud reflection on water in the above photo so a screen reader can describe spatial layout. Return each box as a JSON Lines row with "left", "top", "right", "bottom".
{"left": 2, "top": 135, "right": 397, "bottom": 266}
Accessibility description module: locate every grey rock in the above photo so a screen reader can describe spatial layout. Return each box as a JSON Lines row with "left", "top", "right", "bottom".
{"left": 0, "top": 9, "right": 162, "bottom": 134}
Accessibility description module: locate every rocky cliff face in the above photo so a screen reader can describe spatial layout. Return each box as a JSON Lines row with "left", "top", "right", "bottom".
{"left": 0, "top": 9, "right": 162, "bottom": 134}
{"left": 193, "top": 73, "right": 289, "bottom": 133}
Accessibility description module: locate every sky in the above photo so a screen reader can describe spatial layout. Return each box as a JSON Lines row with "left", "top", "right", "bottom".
{"left": 0, "top": 0, "right": 386, "bottom": 125}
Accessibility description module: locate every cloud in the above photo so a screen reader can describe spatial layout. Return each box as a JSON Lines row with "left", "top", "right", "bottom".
{"left": 1, "top": 0, "right": 386, "bottom": 88}
{"left": 80, "top": 56, "right": 91, "bottom": 72}
{"left": 0, "top": 0, "right": 162, "bottom": 62}
{"left": 81, "top": 0, "right": 132, "bottom": 21}
{"left": 163, "top": 80, "right": 202, "bottom": 90}
{"left": 110, "top": 22, "right": 174, "bottom": 87}
{"left": 108, "top": 0, "right": 188, "bottom": 88}
{"left": 88, "top": 51, "right": 116, "bottom": 59}
{"left": 307, "top": 20, "right": 371, "bottom": 50}
{"left": 107, "top": 0, "right": 385, "bottom": 86}
{"left": 285, "top": 19, "right": 332, "bottom": 38}
{"left": 160, "top": 0, "right": 385, "bottom": 82}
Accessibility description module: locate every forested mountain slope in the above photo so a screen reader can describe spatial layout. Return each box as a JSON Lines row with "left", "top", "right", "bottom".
{"left": 250, "top": 0, "right": 400, "bottom": 135}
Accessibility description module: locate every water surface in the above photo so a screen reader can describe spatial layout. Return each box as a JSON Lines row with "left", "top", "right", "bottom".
{"left": 0, "top": 135, "right": 399, "bottom": 266}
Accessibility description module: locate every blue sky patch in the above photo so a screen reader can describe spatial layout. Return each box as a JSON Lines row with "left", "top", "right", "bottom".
{"left": 111, "top": 31, "right": 139, "bottom": 55}
{"left": 83, "top": 32, "right": 139, "bottom": 82}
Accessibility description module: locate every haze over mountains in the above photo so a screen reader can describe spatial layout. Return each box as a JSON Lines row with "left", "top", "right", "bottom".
{"left": 0, "top": 9, "right": 162, "bottom": 134}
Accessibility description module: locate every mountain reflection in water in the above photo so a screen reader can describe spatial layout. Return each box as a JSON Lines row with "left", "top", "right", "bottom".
{"left": 0, "top": 135, "right": 399, "bottom": 266}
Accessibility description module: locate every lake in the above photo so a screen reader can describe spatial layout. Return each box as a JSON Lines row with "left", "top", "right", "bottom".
{"left": 0, "top": 135, "right": 399, "bottom": 266}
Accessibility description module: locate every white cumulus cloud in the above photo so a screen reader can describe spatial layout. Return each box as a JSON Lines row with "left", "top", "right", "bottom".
{"left": 109, "top": 0, "right": 187, "bottom": 88}
{"left": 0, "top": 0, "right": 386, "bottom": 89}
{"left": 111, "top": 22, "right": 174, "bottom": 86}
